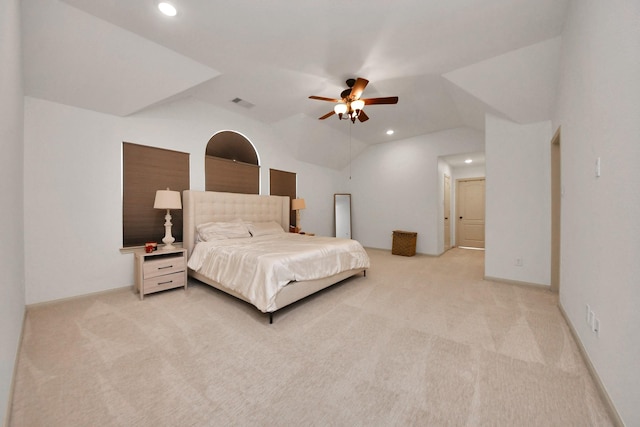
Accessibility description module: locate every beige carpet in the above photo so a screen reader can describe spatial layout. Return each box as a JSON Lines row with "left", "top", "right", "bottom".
{"left": 9, "top": 248, "right": 613, "bottom": 426}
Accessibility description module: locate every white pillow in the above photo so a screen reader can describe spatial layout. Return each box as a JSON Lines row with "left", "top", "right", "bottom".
{"left": 197, "top": 220, "right": 250, "bottom": 241}
{"left": 247, "top": 221, "right": 285, "bottom": 237}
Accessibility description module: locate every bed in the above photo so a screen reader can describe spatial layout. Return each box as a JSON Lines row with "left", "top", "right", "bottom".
{"left": 183, "top": 190, "right": 370, "bottom": 322}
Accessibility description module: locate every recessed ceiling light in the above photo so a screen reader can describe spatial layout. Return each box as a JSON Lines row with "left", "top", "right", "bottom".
{"left": 386, "top": 129, "right": 394, "bottom": 135}
{"left": 464, "top": 159, "right": 473, "bottom": 164}
{"left": 158, "top": 2, "right": 177, "bottom": 16}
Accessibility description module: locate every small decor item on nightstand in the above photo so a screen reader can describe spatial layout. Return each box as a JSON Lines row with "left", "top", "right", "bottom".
{"left": 154, "top": 188, "right": 182, "bottom": 250}
{"left": 144, "top": 242, "right": 158, "bottom": 253}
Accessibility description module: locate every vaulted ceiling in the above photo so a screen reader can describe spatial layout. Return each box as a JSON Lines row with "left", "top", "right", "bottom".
{"left": 21, "top": 0, "right": 569, "bottom": 169}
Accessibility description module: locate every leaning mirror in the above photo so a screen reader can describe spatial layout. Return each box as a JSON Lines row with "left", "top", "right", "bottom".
{"left": 334, "top": 193, "right": 352, "bottom": 239}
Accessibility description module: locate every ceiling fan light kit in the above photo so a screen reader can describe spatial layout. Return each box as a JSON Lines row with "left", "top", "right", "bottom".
{"left": 334, "top": 99, "right": 365, "bottom": 123}
{"left": 310, "top": 77, "right": 398, "bottom": 124}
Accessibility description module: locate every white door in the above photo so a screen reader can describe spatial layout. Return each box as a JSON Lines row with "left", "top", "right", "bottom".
{"left": 456, "top": 178, "right": 485, "bottom": 248}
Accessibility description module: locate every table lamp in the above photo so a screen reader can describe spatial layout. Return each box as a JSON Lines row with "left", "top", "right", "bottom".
{"left": 154, "top": 188, "right": 182, "bottom": 250}
{"left": 291, "top": 198, "right": 306, "bottom": 232}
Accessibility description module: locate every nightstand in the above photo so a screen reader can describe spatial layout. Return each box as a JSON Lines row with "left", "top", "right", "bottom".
{"left": 134, "top": 247, "right": 187, "bottom": 300}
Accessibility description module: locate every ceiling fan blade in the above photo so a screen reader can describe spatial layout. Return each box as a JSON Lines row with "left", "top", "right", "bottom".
{"left": 358, "top": 110, "right": 369, "bottom": 122}
{"left": 309, "top": 95, "right": 341, "bottom": 102}
{"left": 350, "top": 78, "right": 369, "bottom": 100}
{"left": 363, "top": 96, "right": 399, "bottom": 105}
{"left": 319, "top": 111, "right": 335, "bottom": 120}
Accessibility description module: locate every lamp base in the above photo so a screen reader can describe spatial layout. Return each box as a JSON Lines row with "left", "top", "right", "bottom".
{"left": 161, "top": 210, "right": 176, "bottom": 250}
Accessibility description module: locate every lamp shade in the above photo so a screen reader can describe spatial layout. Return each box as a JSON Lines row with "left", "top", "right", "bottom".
{"left": 291, "top": 198, "right": 306, "bottom": 211}
{"left": 351, "top": 99, "right": 365, "bottom": 111}
{"left": 334, "top": 103, "right": 348, "bottom": 115}
{"left": 154, "top": 189, "right": 182, "bottom": 210}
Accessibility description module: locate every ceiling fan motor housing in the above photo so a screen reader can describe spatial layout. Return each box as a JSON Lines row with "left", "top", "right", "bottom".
{"left": 341, "top": 78, "right": 357, "bottom": 100}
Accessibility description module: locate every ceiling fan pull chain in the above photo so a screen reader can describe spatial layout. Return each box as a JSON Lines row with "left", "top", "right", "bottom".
{"left": 349, "top": 122, "right": 352, "bottom": 180}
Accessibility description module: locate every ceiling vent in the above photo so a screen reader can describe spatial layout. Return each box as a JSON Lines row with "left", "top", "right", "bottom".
{"left": 231, "top": 97, "right": 255, "bottom": 109}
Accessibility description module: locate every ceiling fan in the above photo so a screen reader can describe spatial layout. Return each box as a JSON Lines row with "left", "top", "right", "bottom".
{"left": 309, "top": 77, "right": 399, "bottom": 123}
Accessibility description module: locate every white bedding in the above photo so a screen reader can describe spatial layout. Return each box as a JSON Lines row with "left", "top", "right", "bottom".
{"left": 187, "top": 233, "right": 370, "bottom": 312}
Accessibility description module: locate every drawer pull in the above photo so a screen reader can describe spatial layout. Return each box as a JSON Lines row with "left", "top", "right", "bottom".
{"left": 158, "top": 265, "right": 173, "bottom": 270}
{"left": 158, "top": 280, "right": 173, "bottom": 286}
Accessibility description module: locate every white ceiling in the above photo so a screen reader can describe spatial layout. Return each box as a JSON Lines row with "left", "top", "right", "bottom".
{"left": 21, "top": 0, "right": 569, "bottom": 169}
{"left": 441, "top": 152, "right": 486, "bottom": 169}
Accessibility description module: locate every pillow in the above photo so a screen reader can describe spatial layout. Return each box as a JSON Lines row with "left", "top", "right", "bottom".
{"left": 197, "top": 219, "right": 251, "bottom": 241}
{"left": 247, "top": 221, "right": 285, "bottom": 237}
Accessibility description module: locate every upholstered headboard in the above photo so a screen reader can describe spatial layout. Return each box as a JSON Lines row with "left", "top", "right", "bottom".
{"left": 182, "top": 190, "right": 290, "bottom": 257}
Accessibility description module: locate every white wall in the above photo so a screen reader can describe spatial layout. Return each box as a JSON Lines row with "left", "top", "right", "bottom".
{"left": 485, "top": 115, "right": 552, "bottom": 285}
{"left": 121, "top": 98, "right": 344, "bottom": 237}
{"left": 554, "top": 0, "right": 640, "bottom": 424}
{"left": 0, "top": 0, "right": 25, "bottom": 423}
{"left": 23, "top": 96, "right": 343, "bottom": 304}
{"left": 348, "top": 127, "right": 484, "bottom": 255}
{"left": 452, "top": 164, "right": 485, "bottom": 181}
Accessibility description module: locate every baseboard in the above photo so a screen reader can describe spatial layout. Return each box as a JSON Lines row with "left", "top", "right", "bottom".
{"left": 26, "top": 285, "right": 133, "bottom": 310}
{"left": 483, "top": 275, "right": 551, "bottom": 291}
{"left": 558, "top": 303, "right": 624, "bottom": 427}
{"left": 3, "top": 308, "right": 27, "bottom": 427}
{"left": 363, "top": 247, "right": 439, "bottom": 257}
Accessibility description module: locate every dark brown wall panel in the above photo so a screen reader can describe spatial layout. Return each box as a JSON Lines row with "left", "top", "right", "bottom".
{"left": 205, "top": 156, "right": 259, "bottom": 194}
{"left": 270, "top": 168, "right": 296, "bottom": 227}
{"left": 123, "top": 142, "right": 189, "bottom": 247}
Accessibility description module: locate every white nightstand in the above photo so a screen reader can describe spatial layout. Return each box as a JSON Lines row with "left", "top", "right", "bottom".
{"left": 134, "top": 247, "right": 187, "bottom": 300}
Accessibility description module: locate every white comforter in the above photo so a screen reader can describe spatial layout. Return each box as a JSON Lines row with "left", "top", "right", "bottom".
{"left": 187, "top": 233, "right": 370, "bottom": 312}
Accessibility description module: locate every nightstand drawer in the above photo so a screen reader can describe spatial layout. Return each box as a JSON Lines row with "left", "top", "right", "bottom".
{"left": 143, "top": 256, "right": 184, "bottom": 278}
{"left": 143, "top": 271, "right": 185, "bottom": 294}
{"left": 134, "top": 248, "right": 187, "bottom": 300}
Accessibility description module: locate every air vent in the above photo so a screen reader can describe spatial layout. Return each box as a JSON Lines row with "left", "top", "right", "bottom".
{"left": 231, "top": 97, "right": 255, "bottom": 109}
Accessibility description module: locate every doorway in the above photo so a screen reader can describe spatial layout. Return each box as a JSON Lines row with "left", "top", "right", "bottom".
{"left": 456, "top": 178, "right": 485, "bottom": 248}
{"left": 550, "top": 127, "right": 561, "bottom": 293}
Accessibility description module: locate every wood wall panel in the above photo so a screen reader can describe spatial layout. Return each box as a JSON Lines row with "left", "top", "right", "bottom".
{"left": 205, "top": 156, "right": 259, "bottom": 195}
{"left": 270, "top": 168, "right": 296, "bottom": 227}
{"left": 122, "top": 142, "right": 189, "bottom": 247}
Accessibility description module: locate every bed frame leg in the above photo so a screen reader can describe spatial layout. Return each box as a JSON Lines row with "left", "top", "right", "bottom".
{"left": 269, "top": 312, "right": 273, "bottom": 324}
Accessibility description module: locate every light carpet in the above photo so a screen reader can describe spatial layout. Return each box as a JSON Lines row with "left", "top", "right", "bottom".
{"left": 9, "top": 248, "right": 613, "bottom": 426}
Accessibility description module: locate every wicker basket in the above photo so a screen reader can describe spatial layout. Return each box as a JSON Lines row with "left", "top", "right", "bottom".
{"left": 392, "top": 230, "right": 417, "bottom": 256}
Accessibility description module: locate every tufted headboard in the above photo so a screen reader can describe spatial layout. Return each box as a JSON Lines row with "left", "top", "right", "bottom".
{"left": 182, "top": 190, "right": 290, "bottom": 258}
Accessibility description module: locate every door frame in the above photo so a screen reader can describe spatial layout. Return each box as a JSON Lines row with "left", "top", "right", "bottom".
{"left": 444, "top": 174, "right": 452, "bottom": 250}
{"left": 550, "top": 127, "right": 561, "bottom": 293}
